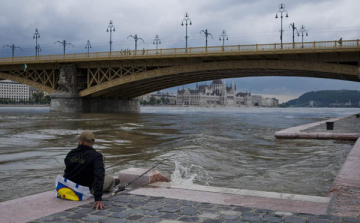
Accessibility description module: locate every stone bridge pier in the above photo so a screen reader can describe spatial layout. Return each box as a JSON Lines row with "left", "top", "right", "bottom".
{"left": 50, "top": 64, "right": 140, "bottom": 113}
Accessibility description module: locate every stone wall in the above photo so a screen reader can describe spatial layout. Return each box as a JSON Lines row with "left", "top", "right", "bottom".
{"left": 50, "top": 92, "right": 140, "bottom": 113}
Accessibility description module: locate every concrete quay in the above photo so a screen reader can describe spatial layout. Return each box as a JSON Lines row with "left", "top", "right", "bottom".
{"left": 274, "top": 114, "right": 360, "bottom": 140}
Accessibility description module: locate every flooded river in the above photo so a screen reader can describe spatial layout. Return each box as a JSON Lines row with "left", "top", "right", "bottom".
{"left": 0, "top": 107, "right": 357, "bottom": 202}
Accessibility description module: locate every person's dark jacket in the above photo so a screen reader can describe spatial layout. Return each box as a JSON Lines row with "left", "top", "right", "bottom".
{"left": 64, "top": 144, "right": 104, "bottom": 201}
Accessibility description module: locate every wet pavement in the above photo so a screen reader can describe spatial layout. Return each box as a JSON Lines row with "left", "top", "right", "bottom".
{"left": 304, "top": 115, "right": 360, "bottom": 133}
{"left": 30, "top": 193, "right": 360, "bottom": 223}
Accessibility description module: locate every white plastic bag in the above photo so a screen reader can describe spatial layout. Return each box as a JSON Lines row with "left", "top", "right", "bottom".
{"left": 55, "top": 175, "right": 92, "bottom": 201}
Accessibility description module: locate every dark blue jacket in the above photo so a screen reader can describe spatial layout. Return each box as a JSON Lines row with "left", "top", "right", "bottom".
{"left": 64, "top": 145, "right": 104, "bottom": 201}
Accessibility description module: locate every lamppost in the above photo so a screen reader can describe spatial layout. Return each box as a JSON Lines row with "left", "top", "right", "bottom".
{"left": 33, "top": 28, "right": 40, "bottom": 57}
{"left": 3, "top": 44, "right": 23, "bottom": 58}
{"left": 153, "top": 35, "right": 161, "bottom": 53}
{"left": 289, "top": 23, "right": 299, "bottom": 48}
{"left": 36, "top": 44, "right": 41, "bottom": 56}
{"left": 54, "top": 40, "right": 74, "bottom": 55}
{"left": 181, "top": 12, "right": 192, "bottom": 51}
{"left": 219, "top": 30, "right": 229, "bottom": 47}
{"left": 127, "top": 34, "right": 145, "bottom": 51}
{"left": 275, "top": 3, "right": 289, "bottom": 49}
{"left": 298, "top": 25, "right": 308, "bottom": 48}
{"left": 107, "top": 20, "right": 115, "bottom": 53}
{"left": 85, "top": 40, "right": 92, "bottom": 56}
{"left": 200, "top": 29, "right": 213, "bottom": 48}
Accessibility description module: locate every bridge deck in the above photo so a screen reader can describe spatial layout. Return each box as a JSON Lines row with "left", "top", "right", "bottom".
{"left": 0, "top": 39, "right": 359, "bottom": 65}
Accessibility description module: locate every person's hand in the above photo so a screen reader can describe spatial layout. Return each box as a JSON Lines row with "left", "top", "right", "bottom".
{"left": 92, "top": 201, "right": 106, "bottom": 210}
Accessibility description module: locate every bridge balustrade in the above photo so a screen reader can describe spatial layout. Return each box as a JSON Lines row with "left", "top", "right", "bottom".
{"left": 0, "top": 39, "right": 359, "bottom": 64}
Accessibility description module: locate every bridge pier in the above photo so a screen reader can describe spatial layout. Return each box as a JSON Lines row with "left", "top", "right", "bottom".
{"left": 50, "top": 92, "right": 140, "bottom": 113}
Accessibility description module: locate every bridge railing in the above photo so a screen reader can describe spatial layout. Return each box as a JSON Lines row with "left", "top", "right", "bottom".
{"left": 0, "top": 39, "right": 359, "bottom": 64}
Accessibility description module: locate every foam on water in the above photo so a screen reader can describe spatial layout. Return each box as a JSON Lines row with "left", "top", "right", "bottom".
{"left": 170, "top": 161, "right": 213, "bottom": 186}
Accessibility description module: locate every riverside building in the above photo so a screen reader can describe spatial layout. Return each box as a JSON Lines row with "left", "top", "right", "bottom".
{"left": 0, "top": 80, "right": 29, "bottom": 102}
{"left": 176, "top": 80, "right": 253, "bottom": 107}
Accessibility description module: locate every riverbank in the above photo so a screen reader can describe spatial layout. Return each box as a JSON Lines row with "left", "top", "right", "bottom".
{"left": 1, "top": 112, "right": 360, "bottom": 222}
{"left": 0, "top": 104, "right": 49, "bottom": 107}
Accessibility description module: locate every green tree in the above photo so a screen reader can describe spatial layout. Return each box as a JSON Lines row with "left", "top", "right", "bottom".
{"left": 149, "top": 96, "right": 156, "bottom": 105}
{"left": 33, "top": 92, "right": 44, "bottom": 103}
{"left": 161, "top": 97, "right": 166, "bottom": 104}
{"left": 43, "top": 95, "right": 51, "bottom": 104}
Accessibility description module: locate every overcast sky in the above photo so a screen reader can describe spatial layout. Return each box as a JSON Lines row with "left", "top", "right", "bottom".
{"left": 0, "top": 0, "right": 359, "bottom": 102}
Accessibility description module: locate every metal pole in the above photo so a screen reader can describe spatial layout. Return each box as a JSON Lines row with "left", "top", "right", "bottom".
{"left": 107, "top": 20, "right": 115, "bottom": 53}
{"left": 135, "top": 35, "right": 138, "bottom": 51}
{"left": 275, "top": 3, "right": 288, "bottom": 49}
{"left": 219, "top": 30, "right": 228, "bottom": 47}
{"left": 186, "top": 22, "right": 188, "bottom": 49}
{"left": 182, "top": 12, "right": 192, "bottom": 52}
{"left": 281, "top": 14, "right": 283, "bottom": 48}
{"left": 153, "top": 35, "right": 161, "bottom": 54}
{"left": 12, "top": 45, "right": 14, "bottom": 58}
{"left": 33, "top": 28, "right": 40, "bottom": 57}
{"left": 201, "top": 29, "right": 213, "bottom": 48}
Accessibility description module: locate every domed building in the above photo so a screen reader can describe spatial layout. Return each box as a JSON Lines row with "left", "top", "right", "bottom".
{"left": 176, "top": 79, "right": 252, "bottom": 107}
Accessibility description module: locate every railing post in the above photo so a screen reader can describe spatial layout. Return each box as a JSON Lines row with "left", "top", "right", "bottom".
{"left": 237, "top": 45, "right": 240, "bottom": 53}
{"left": 175, "top": 48, "right": 177, "bottom": 55}
{"left": 146, "top": 49, "right": 148, "bottom": 56}
{"left": 357, "top": 39, "right": 359, "bottom": 49}
{"left": 160, "top": 49, "right": 162, "bottom": 55}
{"left": 189, "top": 47, "right": 191, "bottom": 54}
{"left": 274, "top": 43, "right": 276, "bottom": 51}
{"left": 256, "top": 44, "right": 258, "bottom": 52}
{"left": 335, "top": 40, "right": 337, "bottom": 49}
{"left": 313, "top": 41, "right": 316, "bottom": 49}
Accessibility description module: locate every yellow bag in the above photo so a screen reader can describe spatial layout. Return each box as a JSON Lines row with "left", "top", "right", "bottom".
{"left": 55, "top": 175, "right": 92, "bottom": 201}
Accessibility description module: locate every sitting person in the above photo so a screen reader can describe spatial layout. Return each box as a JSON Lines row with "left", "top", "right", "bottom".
{"left": 63, "top": 131, "right": 119, "bottom": 210}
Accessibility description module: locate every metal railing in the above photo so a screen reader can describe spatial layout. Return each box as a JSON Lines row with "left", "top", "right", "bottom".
{"left": 0, "top": 39, "right": 359, "bottom": 64}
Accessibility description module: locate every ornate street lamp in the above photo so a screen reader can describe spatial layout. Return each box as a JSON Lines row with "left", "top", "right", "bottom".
{"left": 153, "top": 35, "right": 161, "bottom": 53}
{"left": 36, "top": 44, "right": 41, "bottom": 56}
{"left": 275, "top": 3, "right": 289, "bottom": 49}
{"left": 219, "top": 30, "right": 229, "bottom": 47}
{"left": 298, "top": 25, "right": 308, "bottom": 48}
{"left": 289, "top": 23, "right": 299, "bottom": 48}
{"left": 107, "top": 20, "right": 115, "bottom": 53}
{"left": 181, "top": 12, "right": 192, "bottom": 51}
{"left": 54, "top": 40, "right": 74, "bottom": 55}
{"left": 3, "top": 44, "right": 23, "bottom": 58}
{"left": 127, "top": 34, "right": 145, "bottom": 51}
{"left": 33, "top": 28, "right": 40, "bottom": 57}
{"left": 200, "top": 29, "right": 213, "bottom": 48}
{"left": 85, "top": 40, "right": 92, "bottom": 56}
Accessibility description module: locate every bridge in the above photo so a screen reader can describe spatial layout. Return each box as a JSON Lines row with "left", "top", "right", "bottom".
{"left": 0, "top": 39, "right": 359, "bottom": 112}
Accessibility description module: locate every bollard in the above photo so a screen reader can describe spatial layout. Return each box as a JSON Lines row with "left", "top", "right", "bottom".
{"left": 326, "top": 121, "right": 334, "bottom": 130}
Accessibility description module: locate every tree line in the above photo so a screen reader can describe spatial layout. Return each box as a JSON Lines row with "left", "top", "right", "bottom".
{"left": 0, "top": 92, "right": 50, "bottom": 104}
{"left": 141, "top": 96, "right": 171, "bottom": 106}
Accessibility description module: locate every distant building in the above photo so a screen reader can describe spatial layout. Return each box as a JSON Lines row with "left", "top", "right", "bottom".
{"left": 176, "top": 80, "right": 253, "bottom": 107}
{"left": 263, "top": 98, "right": 279, "bottom": 107}
{"left": 140, "top": 91, "right": 176, "bottom": 105}
{"left": 0, "top": 80, "right": 29, "bottom": 102}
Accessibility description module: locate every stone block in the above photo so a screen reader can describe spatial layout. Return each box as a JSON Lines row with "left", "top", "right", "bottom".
{"left": 274, "top": 132, "right": 297, "bottom": 139}
{"left": 118, "top": 168, "right": 170, "bottom": 186}
{"left": 317, "top": 133, "right": 333, "bottom": 139}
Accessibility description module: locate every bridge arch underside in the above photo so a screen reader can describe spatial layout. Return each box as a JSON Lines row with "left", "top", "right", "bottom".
{"left": 0, "top": 72, "right": 55, "bottom": 93}
{"left": 80, "top": 60, "right": 359, "bottom": 99}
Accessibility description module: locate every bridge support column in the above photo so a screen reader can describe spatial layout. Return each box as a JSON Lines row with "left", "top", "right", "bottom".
{"left": 50, "top": 92, "right": 140, "bottom": 113}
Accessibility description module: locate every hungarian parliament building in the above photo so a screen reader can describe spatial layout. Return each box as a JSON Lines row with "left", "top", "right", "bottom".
{"left": 142, "top": 80, "right": 279, "bottom": 107}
